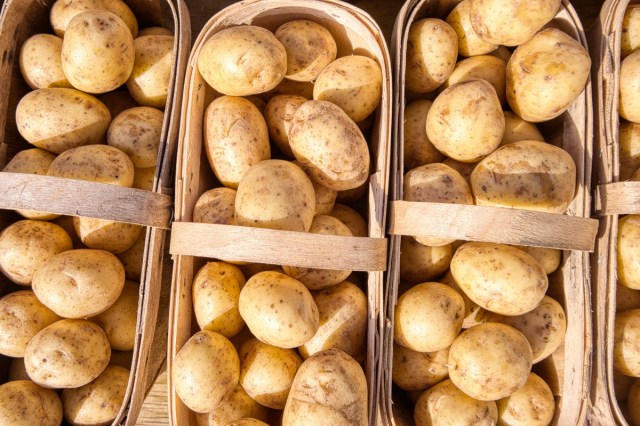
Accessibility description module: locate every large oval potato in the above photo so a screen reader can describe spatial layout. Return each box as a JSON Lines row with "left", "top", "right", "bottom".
{"left": 48, "top": 144, "right": 135, "bottom": 186}
{"left": 445, "top": 0, "right": 497, "bottom": 57}
{"left": 0, "top": 380, "right": 63, "bottom": 426}
{"left": 194, "top": 188, "right": 237, "bottom": 225}
{"left": 264, "top": 95, "right": 308, "bottom": 158}
{"left": 620, "top": 122, "right": 640, "bottom": 180}
{"left": 16, "top": 88, "right": 111, "bottom": 154}
{"left": 107, "top": 106, "right": 163, "bottom": 168}
{"left": 614, "top": 309, "right": 640, "bottom": 376}
{"left": 496, "top": 373, "right": 555, "bottom": 426}
{"left": 127, "top": 35, "right": 174, "bottom": 108}
{"left": 622, "top": 5, "right": 640, "bottom": 58}
{"left": 92, "top": 280, "right": 139, "bottom": 351}
{"left": 50, "top": 0, "right": 138, "bottom": 37}
{"left": 72, "top": 216, "right": 142, "bottom": 254}
{"left": 619, "top": 215, "right": 640, "bottom": 290}
{"left": 404, "top": 100, "right": 444, "bottom": 170}
{"left": 506, "top": 28, "right": 591, "bottom": 123}
{"left": 392, "top": 343, "right": 449, "bottom": 392}
{"left": 399, "top": 237, "right": 452, "bottom": 283}
{"left": 441, "top": 55, "right": 506, "bottom": 105}
{"left": 471, "top": 140, "right": 577, "bottom": 213}
{"left": 621, "top": 49, "right": 640, "bottom": 124}
{"left": 439, "top": 270, "right": 489, "bottom": 329}
{"left": 19, "top": 34, "right": 70, "bottom": 90}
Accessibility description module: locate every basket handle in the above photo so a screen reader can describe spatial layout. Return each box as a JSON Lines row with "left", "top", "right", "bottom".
{"left": 594, "top": 182, "right": 640, "bottom": 216}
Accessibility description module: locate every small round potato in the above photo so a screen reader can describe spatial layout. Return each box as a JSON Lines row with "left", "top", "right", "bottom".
{"left": 239, "top": 271, "right": 319, "bottom": 348}
{"left": 204, "top": 96, "right": 270, "bottom": 189}
{"left": 513, "top": 245, "right": 561, "bottom": 274}
{"left": 25, "top": 319, "right": 111, "bottom": 388}
{"left": 392, "top": 343, "right": 449, "bottom": 391}
{"left": 0, "top": 220, "right": 72, "bottom": 285}
{"left": 471, "top": 140, "right": 577, "bottom": 214}
{"left": 414, "top": 379, "right": 498, "bottom": 426}
{"left": 48, "top": 144, "right": 135, "bottom": 187}
{"left": 622, "top": 5, "right": 640, "bottom": 58}
{"left": 0, "top": 380, "right": 63, "bottom": 426}
{"left": 92, "top": 280, "right": 139, "bottom": 351}
{"left": 50, "top": 0, "right": 138, "bottom": 37}
{"left": 506, "top": 28, "right": 591, "bottom": 123}
{"left": 451, "top": 242, "right": 548, "bottom": 316}
{"left": 394, "top": 282, "right": 465, "bottom": 352}
{"left": 289, "top": 100, "right": 370, "bottom": 191}
{"left": 441, "top": 55, "right": 507, "bottom": 105}
{"left": 445, "top": 0, "right": 497, "bottom": 57}
{"left": 61, "top": 10, "right": 135, "bottom": 94}
{"left": 198, "top": 25, "right": 286, "bottom": 96}
{"left": 613, "top": 309, "right": 640, "bottom": 376}
{"left": 264, "top": 95, "right": 308, "bottom": 158}
{"left": 501, "top": 111, "right": 545, "bottom": 147}
{"left": 127, "top": 35, "right": 175, "bottom": 108}
{"left": 621, "top": 50, "right": 640, "bottom": 124}
{"left": 427, "top": 79, "right": 504, "bottom": 162}
{"left": 193, "top": 188, "right": 237, "bottom": 224}
{"left": 193, "top": 262, "right": 246, "bottom": 337}
{"left": 448, "top": 322, "right": 533, "bottom": 401}
{"left": 0, "top": 290, "right": 61, "bottom": 357}
{"left": 235, "top": 160, "right": 315, "bottom": 232}
{"left": 16, "top": 88, "right": 111, "bottom": 154}
{"left": 239, "top": 338, "right": 302, "bottom": 409}
{"left": 172, "top": 330, "right": 240, "bottom": 413}
{"left": 313, "top": 55, "right": 382, "bottom": 122}
{"left": 19, "top": 34, "right": 70, "bottom": 89}
{"left": 619, "top": 215, "right": 640, "bottom": 290}
{"left": 617, "top": 282, "right": 640, "bottom": 311}
{"left": 275, "top": 20, "right": 337, "bottom": 82}
{"left": 469, "top": 0, "right": 561, "bottom": 46}
{"left": 194, "top": 385, "right": 270, "bottom": 426}
{"left": 404, "top": 99, "right": 444, "bottom": 170}
{"left": 620, "top": 122, "right": 640, "bottom": 180}
{"left": 72, "top": 216, "right": 142, "bottom": 254}
{"left": 329, "top": 204, "right": 368, "bottom": 238}
{"left": 496, "top": 373, "right": 555, "bottom": 426}
{"left": 107, "top": 106, "right": 164, "bottom": 168}
{"left": 399, "top": 237, "right": 452, "bottom": 283}
{"left": 405, "top": 18, "right": 458, "bottom": 93}
{"left": 282, "top": 215, "right": 352, "bottom": 290}
{"left": 32, "top": 249, "right": 125, "bottom": 318}
{"left": 116, "top": 232, "right": 145, "bottom": 281}
{"left": 629, "top": 379, "right": 640, "bottom": 425}
{"left": 62, "top": 365, "right": 130, "bottom": 426}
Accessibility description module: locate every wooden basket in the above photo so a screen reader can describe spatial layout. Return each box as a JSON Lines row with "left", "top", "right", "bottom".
{"left": 0, "top": 0, "right": 190, "bottom": 424}
{"left": 382, "top": 0, "right": 595, "bottom": 425}
{"left": 167, "top": 1, "right": 391, "bottom": 425}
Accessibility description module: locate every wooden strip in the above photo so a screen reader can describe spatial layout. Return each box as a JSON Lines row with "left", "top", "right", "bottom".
{"left": 170, "top": 222, "right": 388, "bottom": 271}
{"left": 594, "top": 182, "right": 640, "bottom": 216}
{"left": 389, "top": 201, "right": 599, "bottom": 252}
{"left": 0, "top": 172, "right": 173, "bottom": 229}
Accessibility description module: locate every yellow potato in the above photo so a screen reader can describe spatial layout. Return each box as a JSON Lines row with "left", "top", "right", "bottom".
{"left": 116, "top": 232, "right": 145, "bottom": 281}
{"left": 404, "top": 99, "right": 444, "bottom": 170}
{"left": 445, "top": 0, "right": 497, "bottom": 57}
{"left": 623, "top": 5, "right": 640, "bottom": 58}
{"left": 622, "top": 49, "right": 640, "bottom": 124}
{"left": 227, "top": 420, "right": 269, "bottom": 426}
{"left": 61, "top": 10, "right": 135, "bottom": 94}
{"left": 133, "top": 167, "right": 156, "bottom": 190}
{"left": 32, "top": 249, "right": 125, "bottom": 318}
{"left": 48, "top": 144, "right": 134, "bottom": 186}
{"left": 439, "top": 270, "right": 489, "bottom": 329}
{"left": 392, "top": 343, "right": 449, "bottom": 391}
{"left": 617, "top": 215, "right": 640, "bottom": 289}
{"left": 471, "top": 140, "right": 577, "bottom": 213}
{"left": 264, "top": 94, "right": 307, "bottom": 158}
{"left": 0, "top": 380, "right": 63, "bottom": 426}
{"left": 427, "top": 79, "right": 504, "bottom": 162}
{"left": 138, "top": 27, "right": 172, "bottom": 36}
{"left": 496, "top": 373, "right": 555, "bottom": 426}
{"left": 194, "top": 385, "right": 270, "bottom": 426}
{"left": 193, "top": 188, "right": 237, "bottom": 225}
{"left": 617, "top": 282, "right": 640, "bottom": 311}
{"left": 405, "top": 18, "right": 458, "bottom": 93}
{"left": 491, "top": 45, "right": 513, "bottom": 64}
{"left": 127, "top": 35, "right": 174, "bottom": 108}
{"left": 329, "top": 204, "right": 367, "bottom": 238}
{"left": 2, "top": 148, "right": 56, "bottom": 175}
{"left": 54, "top": 215, "right": 84, "bottom": 248}
{"left": 19, "top": 34, "right": 70, "bottom": 89}
{"left": 92, "top": 280, "right": 139, "bottom": 351}
{"left": 629, "top": 379, "right": 640, "bottom": 425}
{"left": 25, "top": 319, "right": 111, "bottom": 388}
{"left": 399, "top": 237, "right": 452, "bottom": 283}
{"left": 506, "top": 28, "right": 591, "bottom": 122}
{"left": 50, "top": 0, "right": 138, "bottom": 37}
{"left": 275, "top": 20, "right": 337, "bottom": 82}
{"left": 310, "top": 179, "right": 337, "bottom": 216}
{"left": 441, "top": 55, "right": 507, "bottom": 105}
{"left": 613, "top": 309, "right": 640, "bottom": 376}
{"left": 72, "top": 216, "right": 142, "bottom": 254}
{"left": 16, "top": 88, "right": 111, "bottom": 154}
{"left": 204, "top": 96, "right": 270, "bottom": 189}
{"left": 501, "top": 111, "right": 544, "bottom": 147}
{"left": 441, "top": 158, "right": 476, "bottom": 184}
{"left": 98, "top": 89, "right": 139, "bottom": 118}
{"left": 262, "top": 79, "right": 314, "bottom": 101}
{"left": 107, "top": 106, "right": 164, "bottom": 168}
{"left": 198, "top": 25, "right": 286, "bottom": 96}
{"left": 513, "top": 245, "right": 561, "bottom": 274}
{"left": 620, "top": 122, "right": 640, "bottom": 180}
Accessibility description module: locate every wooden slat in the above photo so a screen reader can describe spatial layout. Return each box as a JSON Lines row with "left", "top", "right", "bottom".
{"left": 594, "top": 182, "right": 640, "bottom": 215}
{"left": 170, "top": 222, "right": 388, "bottom": 271}
{"left": 389, "top": 201, "right": 599, "bottom": 252}
{"left": 0, "top": 172, "right": 173, "bottom": 229}
{"left": 136, "top": 370, "right": 169, "bottom": 426}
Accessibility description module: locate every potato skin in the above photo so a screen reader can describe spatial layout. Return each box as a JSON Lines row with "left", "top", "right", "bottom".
{"left": 500, "top": 111, "right": 544, "bottom": 147}
{"left": 392, "top": 343, "right": 449, "bottom": 391}
{"left": 403, "top": 100, "right": 444, "bottom": 170}
{"left": 619, "top": 215, "right": 640, "bottom": 290}
{"left": 442, "top": 55, "right": 506, "bottom": 105}
{"left": 264, "top": 95, "right": 308, "bottom": 158}
{"left": 92, "top": 280, "right": 139, "bottom": 351}
{"left": 48, "top": 144, "right": 134, "bottom": 187}
{"left": 0, "top": 380, "right": 63, "bottom": 426}
{"left": 116, "top": 232, "right": 145, "bottom": 281}
{"left": 513, "top": 245, "right": 561, "bottom": 275}
{"left": 613, "top": 309, "right": 640, "bottom": 376}
{"left": 127, "top": 35, "right": 174, "bottom": 108}
{"left": 193, "top": 385, "right": 270, "bottom": 426}
{"left": 193, "top": 188, "right": 237, "bottom": 225}
{"left": 445, "top": 0, "right": 497, "bottom": 57}
{"left": 107, "top": 106, "right": 163, "bottom": 168}
{"left": 496, "top": 373, "right": 555, "bottom": 426}
{"left": 399, "top": 237, "right": 452, "bottom": 283}
{"left": 621, "top": 49, "right": 640, "bottom": 124}
{"left": 329, "top": 204, "right": 368, "bottom": 238}
{"left": 19, "top": 34, "right": 70, "bottom": 89}
{"left": 72, "top": 216, "right": 142, "bottom": 254}
{"left": 50, "top": 0, "right": 138, "bottom": 37}
{"left": 622, "top": 5, "right": 640, "bottom": 58}
{"left": 619, "top": 122, "right": 640, "bottom": 180}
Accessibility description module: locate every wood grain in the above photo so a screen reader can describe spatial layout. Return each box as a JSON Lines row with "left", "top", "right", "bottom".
{"left": 137, "top": 370, "right": 170, "bottom": 426}
{"left": 594, "top": 181, "right": 640, "bottom": 215}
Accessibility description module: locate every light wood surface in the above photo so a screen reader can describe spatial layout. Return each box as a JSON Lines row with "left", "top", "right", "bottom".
{"left": 137, "top": 370, "right": 169, "bottom": 426}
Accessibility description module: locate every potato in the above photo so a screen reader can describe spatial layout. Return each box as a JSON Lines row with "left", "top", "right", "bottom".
{"left": 620, "top": 122, "right": 640, "bottom": 180}
{"left": 404, "top": 100, "right": 444, "bottom": 170}
{"left": 16, "top": 88, "right": 111, "bottom": 154}
{"left": 329, "top": 204, "right": 367, "bottom": 238}
{"left": 615, "top": 371, "right": 636, "bottom": 401}
{"left": 107, "top": 106, "right": 163, "bottom": 168}
{"left": 491, "top": 45, "right": 513, "bottom": 64}
{"left": 25, "top": 319, "right": 111, "bottom": 388}
{"left": 275, "top": 20, "right": 337, "bottom": 82}
{"left": 439, "top": 270, "right": 489, "bottom": 329}
{"left": 622, "top": 50, "right": 640, "bottom": 124}
{"left": 0, "top": 380, "right": 62, "bottom": 426}
{"left": 264, "top": 95, "right": 307, "bottom": 158}
{"left": 441, "top": 158, "right": 476, "bottom": 184}
{"left": 448, "top": 322, "right": 533, "bottom": 400}
{"left": 513, "top": 245, "right": 561, "bottom": 274}
{"left": 54, "top": 215, "right": 84, "bottom": 248}
{"left": 99, "top": 89, "right": 139, "bottom": 118}
{"left": 193, "top": 188, "right": 237, "bottom": 225}
{"left": 139, "top": 27, "right": 172, "bottom": 37}
{"left": 228, "top": 420, "right": 269, "bottom": 426}
{"left": 310, "top": 179, "right": 337, "bottom": 216}
{"left": 3, "top": 148, "right": 56, "bottom": 176}
{"left": 282, "top": 348, "right": 367, "bottom": 426}
{"left": 289, "top": 100, "right": 370, "bottom": 191}
{"left": 61, "top": 11, "right": 135, "bottom": 94}
{"left": 19, "top": 34, "right": 70, "bottom": 90}
{"left": 131, "top": 167, "right": 155, "bottom": 190}
{"left": 32, "top": 249, "right": 125, "bottom": 318}
{"left": 0, "top": 290, "right": 61, "bottom": 357}
{"left": 629, "top": 379, "right": 640, "bottom": 425}
{"left": 394, "top": 282, "right": 464, "bottom": 352}
{"left": 239, "top": 271, "right": 319, "bottom": 348}
{"left": 622, "top": 5, "right": 640, "bottom": 58}
{"left": 405, "top": 19, "right": 458, "bottom": 93}
{"left": 198, "top": 26, "right": 286, "bottom": 96}
{"left": 127, "top": 35, "right": 174, "bottom": 108}
{"left": 506, "top": 28, "right": 591, "bottom": 123}
{"left": 451, "top": 242, "right": 548, "bottom": 316}
{"left": 282, "top": 215, "right": 352, "bottom": 289}
{"left": 172, "top": 330, "right": 239, "bottom": 413}
{"left": 204, "top": 96, "right": 270, "bottom": 189}
{"left": 392, "top": 343, "right": 449, "bottom": 391}
{"left": 399, "top": 237, "right": 452, "bottom": 283}
{"left": 50, "top": 0, "right": 138, "bottom": 37}
{"left": 0, "top": 220, "right": 72, "bottom": 285}
{"left": 48, "top": 144, "right": 134, "bottom": 186}
{"left": 614, "top": 309, "right": 640, "bottom": 376}
{"left": 617, "top": 282, "right": 640, "bottom": 311}
{"left": 496, "top": 373, "right": 555, "bottom": 426}
{"left": 194, "top": 385, "right": 270, "bottom": 426}
{"left": 9, "top": 358, "right": 30, "bottom": 381}
{"left": 501, "top": 111, "right": 544, "bottom": 147}
{"left": 445, "top": 0, "right": 497, "bottom": 57}
{"left": 469, "top": 0, "right": 560, "bottom": 46}
{"left": 299, "top": 281, "right": 367, "bottom": 360}
{"left": 62, "top": 365, "right": 129, "bottom": 426}
{"left": 116, "top": 233, "right": 145, "bottom": 281}
{"left": 471, "top": 140, "right": 577, "bottom": 214}
{"left": 263, "top": 79, "right": 314, "bottom": 101}
{"left": 72, "top": 216, "right": 142, "bottom": 254}
{"left": 442, "top": 55, "right": 506, "bottom": 104}
{"left": 92, "top": 280, "right": 138, "bottom": 351}
{"left": 427, "top": 79, "right": 504, "bottom": 162}
{"left": 193, "top": 262, "right": 245, "bottom": 337}
{"left": 414, "top": 379, "right": 498, "bottom": 426}
{"left": 313, "top": 55, "right": 382, "bottom": 122}
{"left": 618, "top": 215, "right": 640, "bottom": 289}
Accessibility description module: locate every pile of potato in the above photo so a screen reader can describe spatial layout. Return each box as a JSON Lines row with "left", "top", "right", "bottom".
{"left": 612, "top": 5, "right": 640, "bottom": 425}
{"left": 0, "top": 0, "right": 174, "bottom": 424}
{"left": 171, "top": 20, "right": 382, "bottom": 426}
{"left": 394, "top": 0, "right": 591, "bottom": 424}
